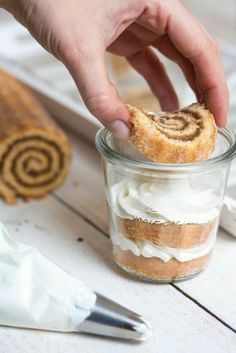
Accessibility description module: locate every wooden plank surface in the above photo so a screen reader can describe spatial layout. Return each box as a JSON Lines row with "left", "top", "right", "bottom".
{"left": 0, "top": 195, "right": 236, "bottom": 353}
{"left": 55, "top": 132, "right": 107, "bottom": 232}
{"left": 55, "top": 131, "right": 236, "bottom": 332}
{"left": 177, "top": 229, "right": 236, "bottom": 329}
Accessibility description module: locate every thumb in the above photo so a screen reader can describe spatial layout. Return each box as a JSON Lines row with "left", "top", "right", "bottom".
{"left": 62, "top": 44, "right": 130, "bottom": 139}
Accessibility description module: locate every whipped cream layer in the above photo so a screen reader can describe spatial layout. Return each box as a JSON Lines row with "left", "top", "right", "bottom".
{"left": 112, "top": 231, "right": 216, "bottom": 262}
{"left": 0, "top": 224, "right": 96, "bottom": 332}
{"left": 111, "top": 179, "right": 219, "bottom": 224}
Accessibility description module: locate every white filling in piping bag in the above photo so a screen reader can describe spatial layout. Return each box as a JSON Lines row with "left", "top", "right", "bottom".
{"left": 0, "top": 223, "right": 151, "bottom": 341}
{"left": 0, "top": 222, "right": 96, "bottom": 331}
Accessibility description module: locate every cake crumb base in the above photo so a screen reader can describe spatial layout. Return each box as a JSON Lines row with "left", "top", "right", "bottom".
{"left": 113, "top": 246, "right": 211, "bottom": 283}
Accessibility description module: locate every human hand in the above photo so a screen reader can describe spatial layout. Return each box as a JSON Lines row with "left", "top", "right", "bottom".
{"left": 1, "top": 0, "right": 228, "bottom": 138}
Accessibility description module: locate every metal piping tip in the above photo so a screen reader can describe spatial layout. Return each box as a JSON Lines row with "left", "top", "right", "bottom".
{"left": 76, "top": 293, "right": 152, "bottom": 341}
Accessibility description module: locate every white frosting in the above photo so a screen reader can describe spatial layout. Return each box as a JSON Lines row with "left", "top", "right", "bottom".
{"left": 112, "top": 231, "right": 216, "bottom": 263}
{"left": 0, "top": 224, "right": 96, "bottom": 332}
{"left": 111, "top": 179, "right": 219, "bottom": 224}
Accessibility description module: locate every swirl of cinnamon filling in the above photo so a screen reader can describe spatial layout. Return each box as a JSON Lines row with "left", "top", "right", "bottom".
{"left": 151, "top": 113, "right": 202, "bottom": 141}
{"left": 0, "top": 133, "right": 71, "bottom": 203}
{"left": 128, "top": 103, "right": 217, "bottom": 163}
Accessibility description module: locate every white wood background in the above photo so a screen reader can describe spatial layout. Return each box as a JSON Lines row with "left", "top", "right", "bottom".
{"left": 0, "top": 132, "right": 235, "bottom": 353}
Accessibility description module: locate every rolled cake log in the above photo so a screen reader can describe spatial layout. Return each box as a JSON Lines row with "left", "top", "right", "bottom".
{"left": 0, "top": 69, "right": 71, "bottom": 203}
{"left": 128, "top": 103, "right": 217, "bottom": 163}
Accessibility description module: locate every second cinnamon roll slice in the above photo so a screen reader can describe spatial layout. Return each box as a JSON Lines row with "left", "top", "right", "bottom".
{"left": 128, "top": 103, "right": 217, "bottom": 163}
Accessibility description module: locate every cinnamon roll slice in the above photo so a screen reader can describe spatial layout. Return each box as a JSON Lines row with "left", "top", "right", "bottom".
{"left": 0, "top": 69, "right": 71, "bottom": 203}
{"left": 128, "top": 103, "right": 217, "bottom": 163}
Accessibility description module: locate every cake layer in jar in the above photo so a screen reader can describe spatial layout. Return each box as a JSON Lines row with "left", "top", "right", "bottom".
{"left": 113, "top": 246, "right": 211, "bottom": 282}
{"left": 116, "top": 216, "right": 217, "bottom": 248}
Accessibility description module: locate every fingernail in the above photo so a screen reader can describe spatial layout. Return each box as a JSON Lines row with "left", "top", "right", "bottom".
{"left": 106, "top": 120, "right": 130, "bottom": 139}
{"left": 217, "top": 119, "right": 227, "bottom": 128}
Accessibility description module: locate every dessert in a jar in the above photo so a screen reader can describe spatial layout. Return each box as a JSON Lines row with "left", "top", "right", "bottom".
{"left": 96, "top": 104, "right": 236, "bottom": 282}
{"left": 111, "top": 177, "right": 219, "bottom": 281}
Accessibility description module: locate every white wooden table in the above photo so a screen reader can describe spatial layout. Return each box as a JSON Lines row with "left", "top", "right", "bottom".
{"left": 0, "top": 131, "right": 235, "bottom": 353}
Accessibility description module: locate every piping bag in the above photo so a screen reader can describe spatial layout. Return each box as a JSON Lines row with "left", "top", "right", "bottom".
{"left": 0, "top": 223, "right": 151, "bottom": 341}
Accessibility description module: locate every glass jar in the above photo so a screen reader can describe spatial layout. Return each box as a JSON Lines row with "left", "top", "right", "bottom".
{"left": 96, "top": 127, "right": 236, "bottom": 283}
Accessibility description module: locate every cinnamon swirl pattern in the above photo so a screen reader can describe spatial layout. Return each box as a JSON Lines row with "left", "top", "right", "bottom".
{"left": 128, "top": 103, "right": 217, "bottom": 163}
{"left": 0, "top": 69, "right": 71, "bottom": 203}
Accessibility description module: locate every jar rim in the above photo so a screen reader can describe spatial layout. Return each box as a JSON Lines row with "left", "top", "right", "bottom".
{"left": 95, "top": 127, "right": 236, "bottom": 171}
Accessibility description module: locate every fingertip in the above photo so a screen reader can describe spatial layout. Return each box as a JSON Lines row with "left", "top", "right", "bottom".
{"left": 204, "top": 87, "right": 229, "bottom": 128}
{"left": 215, "top": 116, "right": 227, "bottom": 128}
{"left": 205, "top": 103, "right": 227, "bottom": 128}
{"left": 106, "top": 120, "right": 130, "bottom": 139}
{"left": 211, "top": 105, "right": 228, "bottom": 128}
{"left": 160, "top": 94, "right": 179, "bottom": 112}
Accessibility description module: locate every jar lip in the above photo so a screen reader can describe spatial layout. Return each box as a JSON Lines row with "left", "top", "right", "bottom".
{"left": 95, "top": 127, "right": 236, "bottom": 171}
